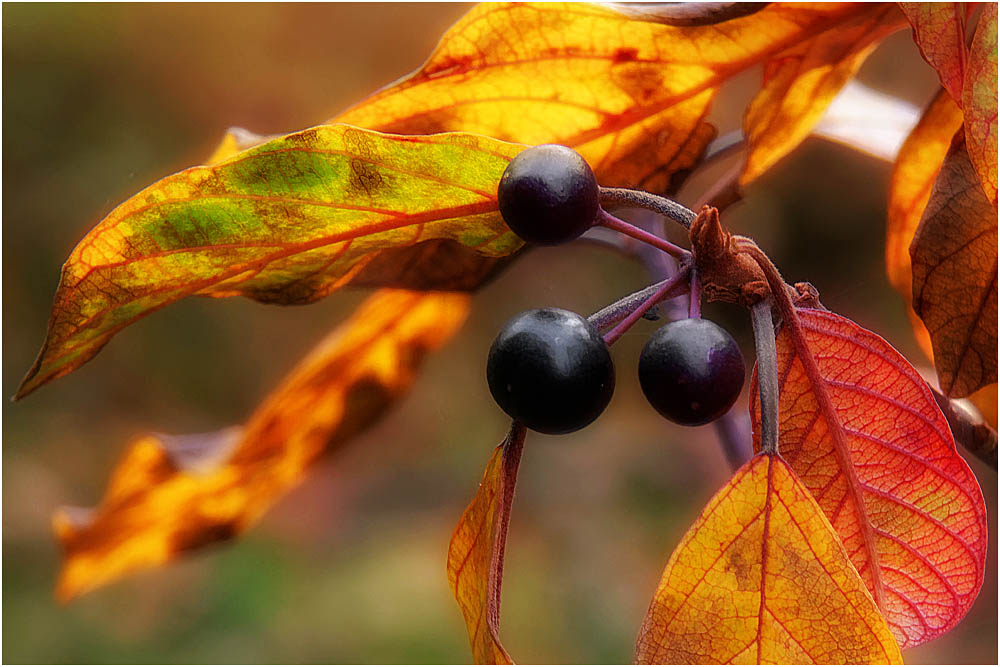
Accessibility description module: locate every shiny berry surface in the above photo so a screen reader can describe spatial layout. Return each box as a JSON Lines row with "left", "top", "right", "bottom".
{"left": 497, "top": 145, "right": 600, "bottom": 245}
{"left": 487, "top": 308, "right": 615, "bottom": 434}
{"left": 638, "top": 318, "right": 745, "bottom": 426}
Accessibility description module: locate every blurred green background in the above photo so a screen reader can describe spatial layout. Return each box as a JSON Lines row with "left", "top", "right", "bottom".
{"left": 3, "top": 3, "right": 996, "bottom": 664}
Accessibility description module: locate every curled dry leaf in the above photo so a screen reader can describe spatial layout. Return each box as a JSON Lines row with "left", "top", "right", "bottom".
{"left": 750, "top": 308, "right": 988, "bottom": 647}
{"left": 962, "top": 3, "right": 998, "bottom": 205}
{"left": 338, "top": 2, "right": 898, "bottom": 192}
{"left": 886, "top": 89, "right": 964, "bottom": 361}
{"left": 899, "top": 2, "right": 970, "bottom": 104}
{"left": 52, "top": 289, "right": 470, "bottom": 601}
{"left": 635, "top": 454, "right": 902, "bottom": 665}
{"left": 911, "top": 133, "right": 998, "bottom": 398}
{"left": 741, "top": 3, "right": 906, "bottom": 184}
{"left": 447, "top": 422, "right": 526, "bottom": 665}
{"left": 17, "top": 126, "right": 520, "bottom": 399}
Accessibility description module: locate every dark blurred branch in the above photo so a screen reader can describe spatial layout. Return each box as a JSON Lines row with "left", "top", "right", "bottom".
{"left": 932, "top": 389, "right": 997, "bottom": 470}
{"left": 608, "top": 2, "right": 769, "bottom": 26}
{"left": 713, "top": 406, "right": 752, "bottom": 471}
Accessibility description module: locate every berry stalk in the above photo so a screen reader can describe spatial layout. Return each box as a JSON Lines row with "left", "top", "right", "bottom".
{"left": 688, "top": 269, "right": 701, "bottom": 318}
{"left": 587, "top": 275, "right": 688, "bottom": 331}
{"left": 599, "top": 187, "right": 697, "bottom": 229}
{"left": 597, "top": 209, "right": 691, "bottom": 259}
{"left": 603, "top": 267, "right": 691, "bottom": 346}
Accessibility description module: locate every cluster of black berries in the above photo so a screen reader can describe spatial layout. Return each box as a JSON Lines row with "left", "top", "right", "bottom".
{"left": 487, "top": 145, "right": 745, "bottom": 434}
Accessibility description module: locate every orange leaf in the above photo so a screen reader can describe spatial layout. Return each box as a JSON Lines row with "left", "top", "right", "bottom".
{"left": 635, "top": 454, "right": 902, "bottom": 665}
{"left": 750, "top": 308, "right": 988, "bottom": 647}
{"left": 899, "top": 2, "right": 970, "bottom": 104}
{"left": 337, "top": 2, "right": 891, "bottom": 192}
{"left": 962, "top": 3, "right": 998, "bottom": 205}
{"left": 886, "top": 89, "right": 964, "bottom": 360}
{"left": 52, "top": 288, "right": 470, "bottom": 601}
{"left": 911, "top": 131, "right": 998, "bottom": 398}
{"left": 741, "top": 3, "right": 906, "bottom": 184}
{"left": 969, "top": 382, "right": 998, "bottom": 430}
{"left": 447, "top": 423, "right": 526, "bottom": 665}
{"left": 16, "top": 125, "right": 519, "bottom": 399}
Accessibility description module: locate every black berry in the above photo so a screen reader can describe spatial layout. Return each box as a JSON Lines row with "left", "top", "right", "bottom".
{"left": 497, "top": 145, "right": 600, "bottom": 245}
{"left": 487, "top": 308, "right": 615, "bottom": 434}
{"left": 638, "top": 318, "right": 745, "bottom": 426}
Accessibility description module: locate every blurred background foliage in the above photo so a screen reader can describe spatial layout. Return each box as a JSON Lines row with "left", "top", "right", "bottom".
{"left": 3, "top": 3, "right": 995, "bottom": 664}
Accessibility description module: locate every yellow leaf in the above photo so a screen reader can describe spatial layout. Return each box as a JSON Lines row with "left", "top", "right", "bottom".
{"left": 446, "top": 423, "right": 526, "bottom": 665}
{"left": 52, "top": 288, "right": 470, "bottom": 601}
{"left": 741, "top": 3, "right": 906, "bottom": 184}
{"left": 635, "top": 454, "right": 902, "bottom": 665}
{"left": 17, "top": 125, "right": 518, "bottom": 398}
{"left": 337, "top": 2, "right": 895, "bottom": 192}
{"left": 886, "top": 89, "right": 964, "bottom": 361}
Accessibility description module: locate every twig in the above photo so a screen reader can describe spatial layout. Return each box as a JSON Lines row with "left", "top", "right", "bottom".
{"left": 751, "top": 299, "right": 779, "bottom": 455}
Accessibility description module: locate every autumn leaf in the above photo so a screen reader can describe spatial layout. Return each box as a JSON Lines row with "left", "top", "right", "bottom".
{"left": 635, "top": 454, "right": 902, "bottom": 665}
{"left": 969, "top": 382, "right": 998, "bottom": 430}
{"left": 899, "top": 2, "right": 969, "bottom": 104}
{"left": 337, "top": 2, "right": 898, "bottom": 192}
{"left": 962, "top": 3, "right": 998, "bottom": 205}
{"left": 911, "top": 132, "right": 998, "bottom": 398}
{"left": 52, "top": 288, "right": 470, "bottom": 601}
{"left": 447, "top": 422, "right": 526, "bottom": 665}
{"left": 741, "top": 3, "right": 906, "bottom": 184}
{"left": 750, "top": 308, "right": 988, "bottom": 648}
{"left": 886, "top": 89, "right": 964, "bottom": 360}
{"left": 17, "top": 125, "right": 521, "bottom": 399}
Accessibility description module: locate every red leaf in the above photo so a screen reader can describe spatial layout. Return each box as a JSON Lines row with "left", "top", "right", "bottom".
{"left": 899, "top": 2, "right": 970, "bottom": 104}
{"left": 750, "top": 308, "right": 988, "bottom": 648}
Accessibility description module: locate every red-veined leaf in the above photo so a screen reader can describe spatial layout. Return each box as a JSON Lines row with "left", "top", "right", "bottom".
{"left": 337, "top": 2, "right": 899, "bottom": 192}
{"left": 635, "top": 454, "right": 902, "bottom": 665}
{"left": 899, "top": 2, "right": 970, "bottom": 104}
{"left": 750, "top": 308, "right": 988, "bottom": 648}
{"left": 911, "top": 131, "right": 998, "bottom": 398}
{"left": 52, "top": 288, "right": 470, "bottom": 600}
{"left": 962, "top": 3, "right": 998, "bottom": 205}
{"left": 886, "top": 89, "right": 964, "bottom": 361}
{"left": 17, "top": 126, "right": 521, "bottom": 399}
{"left": 447, "top": 422, "right": 526, "bottom": 665}
{"left": 741, "top": 3, "right": 906, "bottom": 183}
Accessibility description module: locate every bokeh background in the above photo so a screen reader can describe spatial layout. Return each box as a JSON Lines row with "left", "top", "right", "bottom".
{"left": 3, "top": 4, "right": 996, "bottom": 664}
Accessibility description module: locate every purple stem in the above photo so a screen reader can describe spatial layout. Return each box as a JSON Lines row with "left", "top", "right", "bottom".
{"left": 713, "top": 406, "right": 752, "bottom": 471}
{"left": 597, "top": 209, "right": 691, "bottom": 260}
{"left": 603, "top": 267, "right": 691, "bottom": 346}
{"left": 688, "top": 269, "right": 701, "bottom": 319}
